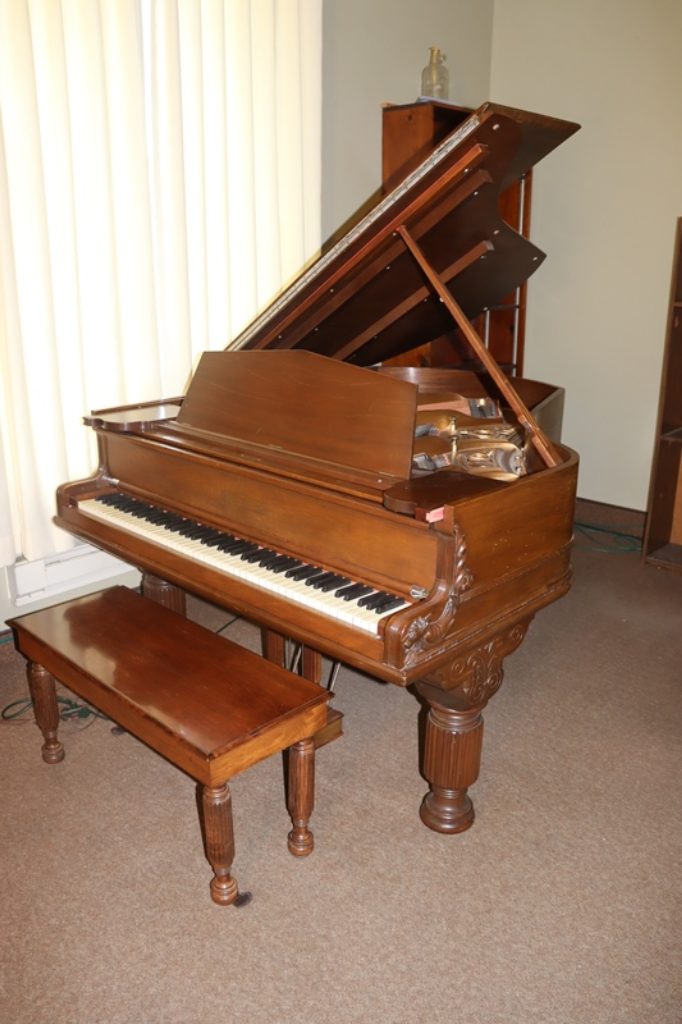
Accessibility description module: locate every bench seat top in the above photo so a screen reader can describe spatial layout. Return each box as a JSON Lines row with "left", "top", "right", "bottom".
{"left": 10, "top": 587, "right": 331, "bottom": 784}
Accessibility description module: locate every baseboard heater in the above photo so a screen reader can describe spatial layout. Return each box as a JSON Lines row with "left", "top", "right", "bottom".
{"left": 8, "top": 545, "right": 139, "bottom": 607}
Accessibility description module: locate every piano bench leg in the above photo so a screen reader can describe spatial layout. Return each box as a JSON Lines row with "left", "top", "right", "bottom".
{"left": 202, "top": 782, "right": 246, "bottom": 907}
{"left": 26, "top": 661, "right": 65, "bottom": 765}
{"left": 417, "top": 687, "right": 483, "bottom": 834}
{"left": 287, "top": 736, "right": 316, "bottom": 856}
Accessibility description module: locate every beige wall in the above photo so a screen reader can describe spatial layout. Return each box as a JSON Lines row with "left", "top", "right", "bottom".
{"left": 322, "top": 0, "right": 682, "bottom": 510}
{"left": 491, "top": 0, "right": 682, "bottom": 509}
{"left": 321, "top": 0, "right": 494, "bottom": 241}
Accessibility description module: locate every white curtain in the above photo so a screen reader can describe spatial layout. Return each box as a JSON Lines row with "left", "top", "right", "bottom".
{"left": 0, "top": 0, "right": 322, "bottom": 569}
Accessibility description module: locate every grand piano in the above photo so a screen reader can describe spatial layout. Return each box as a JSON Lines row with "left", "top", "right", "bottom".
{"left": 55, "top": 101, "right": 580, "bottom": 835}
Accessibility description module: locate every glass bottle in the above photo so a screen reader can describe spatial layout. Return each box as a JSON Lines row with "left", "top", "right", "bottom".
{"left": 420, "top": 46, "right": 449, "bottom": 100}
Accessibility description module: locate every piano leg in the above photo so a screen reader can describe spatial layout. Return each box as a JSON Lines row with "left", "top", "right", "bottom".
{"left": 416, "top": 682, "right": 482, "bottom": 833}
{"left": 262, "top": 628, "right": 344, "bottom": 748}
{"left": 141, "top": 572, "right": 187, "bottom": 616}
{"left": 416, "top": 618, "right": 531, "bottom": 833}
{"left": 262, "top": 628, "right": 287, "bottom": 669}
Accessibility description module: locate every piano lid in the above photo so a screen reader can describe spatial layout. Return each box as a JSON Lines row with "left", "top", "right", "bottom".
{"left": 226, "top": 101, "right": 579, "bottom": 368}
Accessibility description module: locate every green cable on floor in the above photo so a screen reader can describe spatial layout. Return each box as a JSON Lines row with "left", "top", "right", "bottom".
{"left": 574, "top": 520, "right": 642, "bottom": 553}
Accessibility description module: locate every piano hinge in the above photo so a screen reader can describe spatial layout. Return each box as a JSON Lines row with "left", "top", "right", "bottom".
{"left": 410, "top": 585, "right": 429, "bottom": 600}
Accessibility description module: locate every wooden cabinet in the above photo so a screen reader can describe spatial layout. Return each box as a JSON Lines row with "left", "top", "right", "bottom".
{"left": 643, "top": 218, "right": 682, "bottom": 572}
{"left": 381, "top": 100, "right": 531, "bottom": 375}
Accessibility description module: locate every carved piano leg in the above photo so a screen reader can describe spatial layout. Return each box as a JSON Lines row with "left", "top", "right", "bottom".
{"left": 416, "top": 619, "right": 531, "bottom": 834}
{"left": 416, "top": 683, "right": 482, "bottom": 833}
{"left": 287, "top": 736, "right": 316, "bottom": 856}
{"left": 141, "top": 572, "right": 187, "bottom": 616}
{"left": 27, "top": 661, "right": 65, "bottom": 764}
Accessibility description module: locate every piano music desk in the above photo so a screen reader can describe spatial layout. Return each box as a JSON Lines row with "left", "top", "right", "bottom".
{"left": 9, "top": 586, "right": 332, "bottom": 906}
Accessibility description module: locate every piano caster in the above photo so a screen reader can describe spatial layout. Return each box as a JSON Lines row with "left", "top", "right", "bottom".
{"left": 420, "top": 787, "right": 475, "bottom": 834}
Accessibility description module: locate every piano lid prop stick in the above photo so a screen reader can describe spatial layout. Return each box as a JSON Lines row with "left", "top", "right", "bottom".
{"left": 395, "top": 225, "right": 562, "bottom": 470}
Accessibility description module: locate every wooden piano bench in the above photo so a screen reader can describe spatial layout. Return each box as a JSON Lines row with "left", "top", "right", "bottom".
{"left": 8, "top": 586, "right": 331, "bottom": 907}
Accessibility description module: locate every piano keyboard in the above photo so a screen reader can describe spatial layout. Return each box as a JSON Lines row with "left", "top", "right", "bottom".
{"left": 79, "top": 494, "right": 412, "bottom": 635}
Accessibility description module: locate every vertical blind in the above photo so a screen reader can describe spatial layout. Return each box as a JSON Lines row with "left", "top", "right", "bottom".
{"left": 0, "top": 0, "right": 322, "bottom": 569}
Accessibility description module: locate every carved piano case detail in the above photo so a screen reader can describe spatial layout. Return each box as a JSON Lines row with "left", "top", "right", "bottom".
{"left": 55, "top": 102, "right": 580, "bottom": 835}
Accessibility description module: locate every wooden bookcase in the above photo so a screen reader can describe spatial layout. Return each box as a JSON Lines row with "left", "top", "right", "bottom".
{"left": 643, "top": 217, "right": 682, "bottom": 572}
{"left": 381, "top": 100, "right": 531, "bottom": 375}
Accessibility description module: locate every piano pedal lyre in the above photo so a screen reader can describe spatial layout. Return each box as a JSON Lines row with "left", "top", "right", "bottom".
{"left": 283, "top": 639, "right": 343, "bottom": 747}
{"left": 327, "top": 661, "right": 341, "bottom": 693}
{"left": 288, "top": 640, "right": 341, "bottom": 693}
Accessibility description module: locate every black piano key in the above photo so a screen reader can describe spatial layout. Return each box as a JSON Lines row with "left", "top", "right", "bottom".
{"left": 129, "top": 503, "right": 154, "bottom": 518}
{"left": 286, "top": 565, "right": 324, "bottom": 581}
{"left": 241, "top": 547, "right": 271, "bottom": 563}
{"left": 369, "top": 594, "right": 406, "bottom": 614}
{"left": 218, "top": 538, "right": 255, "bottom": 554}
{"left": 158, "top": 516, "right": 188, "bottom": 532}
{"left": 357, "top": 590, "right": 392, "bottom": 609}
{"left": 178, "top": 523, "right": 209, "bottom": 538}
{"left": 257, "top": 551, "right": 290, "bottom": 568}
{"left": 269, "top": 557, "right": 303, "bottom": 573}
{"left": 184, "top": 525, "right": 220, "bottom": 540}
{"left": 192, "top": 525, "right": 222, "bottom": 540}
{"left": 201, "top": 532, "right": 236, "bottom": 548}
{"left": 315, "top": 575, "right": 352, "bottom": 593}
{"left": 145, "top": 511, "right": 177, "bottom": 524}
{"left": 212, "top": 536, "right": 239, "bottom": 550}
{"left": 197, "top": 528, "right": 228, "bottom": 544}
{"left": 101, "top": 494, "right": 136, "bottom": 509}
{"left": 306, "top": 571, "right": 339, "bottom": 588}
{"left": 335, "top": 582, "right": 374, "bottom": 600}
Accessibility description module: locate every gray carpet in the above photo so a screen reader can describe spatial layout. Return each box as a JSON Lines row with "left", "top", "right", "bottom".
{"left": 0, "top": 537, "right": 680, "bottom": 1023}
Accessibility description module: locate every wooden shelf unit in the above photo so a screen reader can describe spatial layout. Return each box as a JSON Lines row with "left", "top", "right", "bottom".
{"left": 643, "top": 217, "right": 682, "bottom": 572}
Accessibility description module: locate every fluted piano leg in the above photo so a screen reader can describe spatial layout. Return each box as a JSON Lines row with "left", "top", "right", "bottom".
{"left": 141, "top": 572, "right": 187, "bottom": 617}
{"left": 417, "top": 684, "right": 482, "bottom": 834}
{"left": 416, "top": 619, "right": 531, "bottom": 834}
